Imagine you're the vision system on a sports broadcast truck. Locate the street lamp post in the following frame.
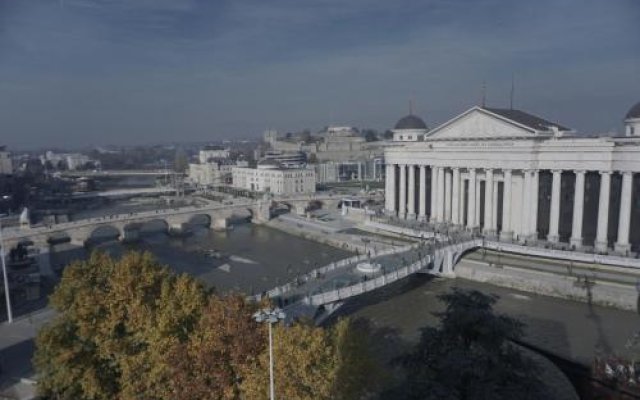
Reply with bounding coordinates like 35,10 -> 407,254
0,214 -> 13,323
253,308 -> 286,400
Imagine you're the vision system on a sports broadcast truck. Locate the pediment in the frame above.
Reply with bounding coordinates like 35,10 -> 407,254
427,108 -> 538,140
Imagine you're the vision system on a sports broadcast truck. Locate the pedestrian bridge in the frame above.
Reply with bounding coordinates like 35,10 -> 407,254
255,215 -> 640,319
252,236 -> 483,319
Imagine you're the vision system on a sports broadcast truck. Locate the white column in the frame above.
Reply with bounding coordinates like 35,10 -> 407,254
437,167 -> 445,222
444,169 -> 452,222
529,170 -> 539,240
520,170 -> 531,241
468,168 -> 477,228
452,168 -> 460,225
418,166 -> 427,220
484,169 -> 494,234
474,178 -> 481,227
460,178 -> 467,226
407,165 -> 416,219
500,169 -> 513,241
399,164 -> 407,218
595,171 -> 611,252
430,167 -> 437,222
385,163 -> 396,214
570,170 -> 586,248
615,172 -> 634,253
547,170 -> 562,243
492,180 -> 498,232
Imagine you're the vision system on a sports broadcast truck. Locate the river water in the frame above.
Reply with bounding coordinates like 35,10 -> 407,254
51,224 -> 351,295
46,223 -> 640,399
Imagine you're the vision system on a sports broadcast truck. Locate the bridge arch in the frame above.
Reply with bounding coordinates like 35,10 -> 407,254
184,214 -> 212,228
87,225 -> 121,245
47,232 -> 71,245
227,208 -> 253,223
451,245 -> 482,270
271,201 -> 292,217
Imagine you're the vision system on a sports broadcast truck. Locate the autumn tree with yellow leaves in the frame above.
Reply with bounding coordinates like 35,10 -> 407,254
34,251 -> 383,400
34,251 -> 207,399
240,318 -> 384,400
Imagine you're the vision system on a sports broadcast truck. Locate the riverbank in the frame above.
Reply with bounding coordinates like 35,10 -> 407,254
357,218 -> 640,312
265,215 -> 411,254
457,250 -> 640,311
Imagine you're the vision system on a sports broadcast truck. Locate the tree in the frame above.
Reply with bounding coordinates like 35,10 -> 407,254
241,322 -> 335,400
35,252 -> 382,400
399,289 -> 546,400
299,129 -> 312,143
166,294 -> 265,400
240,318 -> 382,400
331,318 -> 386,400
34,251 -> 207,400
383,130 -> 394,140
363,129 -> 379,142
43,160 -> 54,172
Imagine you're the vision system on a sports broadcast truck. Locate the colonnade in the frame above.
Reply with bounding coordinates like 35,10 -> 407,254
385,164 -> 637,253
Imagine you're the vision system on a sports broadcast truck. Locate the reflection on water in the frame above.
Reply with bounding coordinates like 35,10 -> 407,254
51,223 -> 351,295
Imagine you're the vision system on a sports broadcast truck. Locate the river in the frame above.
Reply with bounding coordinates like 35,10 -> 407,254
50,223 -> 352,295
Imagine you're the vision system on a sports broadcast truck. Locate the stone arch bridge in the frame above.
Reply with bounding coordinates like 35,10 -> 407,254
2,195 -> 340,251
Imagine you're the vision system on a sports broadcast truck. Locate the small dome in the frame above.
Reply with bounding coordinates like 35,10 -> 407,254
394,114 -> 427,130
626,102 -> 640,120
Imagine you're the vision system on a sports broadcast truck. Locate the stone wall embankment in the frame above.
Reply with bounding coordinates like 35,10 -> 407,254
456,259 -> 638,311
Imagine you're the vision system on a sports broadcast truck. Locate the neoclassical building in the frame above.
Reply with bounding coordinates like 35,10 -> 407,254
384,102 -> 640,254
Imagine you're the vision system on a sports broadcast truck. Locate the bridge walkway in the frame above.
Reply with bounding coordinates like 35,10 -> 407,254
252,236 -> 482,317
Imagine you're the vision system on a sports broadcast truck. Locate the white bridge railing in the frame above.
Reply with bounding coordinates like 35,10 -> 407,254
304,255 -> 432,306
249,243 -> 416,302
304,238 -> 483,306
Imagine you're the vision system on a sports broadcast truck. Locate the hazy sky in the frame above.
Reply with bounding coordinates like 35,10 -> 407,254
1,0 -> 639,149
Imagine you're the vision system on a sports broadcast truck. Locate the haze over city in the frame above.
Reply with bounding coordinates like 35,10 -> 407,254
3,2 -> 640,399
1,0 -> 639,149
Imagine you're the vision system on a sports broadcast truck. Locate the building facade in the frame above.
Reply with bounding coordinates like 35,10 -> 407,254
315,158 -> 384,183
264,126 -> 390,182
232,162 -> 316,195
384,104 -> 640,254
42,151 -> 92,170
0,146 -> 12,175
198,146 -> 230,163
188,160 -> 236,186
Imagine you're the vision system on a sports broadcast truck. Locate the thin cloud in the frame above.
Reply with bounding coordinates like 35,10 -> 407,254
0,0 -> 638,148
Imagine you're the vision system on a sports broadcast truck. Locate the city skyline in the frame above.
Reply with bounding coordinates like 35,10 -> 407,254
1,0 -> 639,149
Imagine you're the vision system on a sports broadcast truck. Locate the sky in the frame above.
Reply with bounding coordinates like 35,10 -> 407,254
0,0 -> 639,149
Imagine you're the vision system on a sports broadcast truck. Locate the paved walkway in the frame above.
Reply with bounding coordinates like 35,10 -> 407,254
0,308 -> 55,396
